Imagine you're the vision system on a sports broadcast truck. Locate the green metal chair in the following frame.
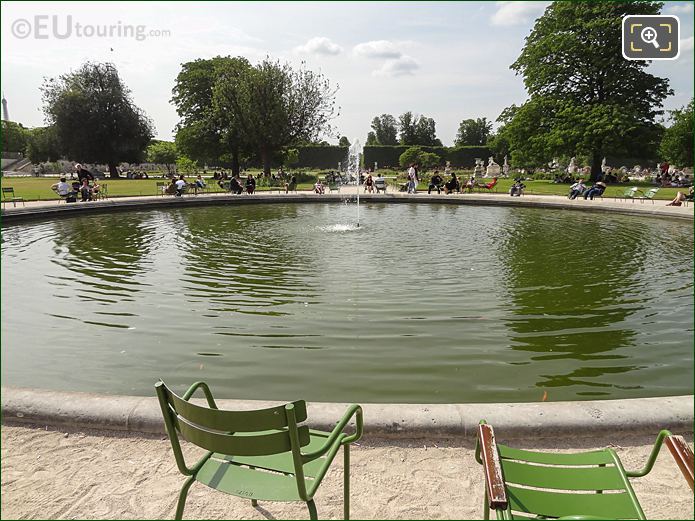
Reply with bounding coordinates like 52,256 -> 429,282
155,380 -> 363,520
615,186 -> 639,202
475,420 -> 694,520
636,187 -> 660,204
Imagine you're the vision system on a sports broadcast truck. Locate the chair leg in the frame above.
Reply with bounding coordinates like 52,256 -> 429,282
251,499 -> 258,507
307,499 -> 318,520
344,444 -> 350,520
175,475 -> 195,520
483,489 -> 489,520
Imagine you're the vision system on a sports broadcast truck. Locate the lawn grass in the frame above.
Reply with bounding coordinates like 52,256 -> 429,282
1,175 -> 683,201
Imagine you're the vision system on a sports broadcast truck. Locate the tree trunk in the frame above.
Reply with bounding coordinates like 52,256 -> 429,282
261,148 -> 271,177
231,147 -> 240,178
108,163 -> 120,178
590,151 -> 602,182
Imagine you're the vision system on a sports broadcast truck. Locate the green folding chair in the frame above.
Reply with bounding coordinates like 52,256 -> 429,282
156,380 -> 363,520
636,187 -> 660,204
615,186 -> 639,202
476,420 -> 694,520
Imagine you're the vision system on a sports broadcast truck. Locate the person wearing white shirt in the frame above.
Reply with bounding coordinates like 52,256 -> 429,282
51,177 -> 71,197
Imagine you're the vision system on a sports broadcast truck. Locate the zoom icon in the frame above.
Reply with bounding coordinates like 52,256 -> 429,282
623,15 -> 680,60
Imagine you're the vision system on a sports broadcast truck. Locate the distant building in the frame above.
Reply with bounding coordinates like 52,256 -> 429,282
1,94 -> 8,122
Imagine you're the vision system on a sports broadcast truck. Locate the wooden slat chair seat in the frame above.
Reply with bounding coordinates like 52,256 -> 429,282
156,381 -> 362,520
476,421 -> 694,520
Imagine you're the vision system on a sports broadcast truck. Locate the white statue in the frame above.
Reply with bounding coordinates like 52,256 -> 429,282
502,155 -> 509,177
601,157 -> 610,173
486,156 -> 501,177
473,158 -> 485,178
567,156 -> 577,174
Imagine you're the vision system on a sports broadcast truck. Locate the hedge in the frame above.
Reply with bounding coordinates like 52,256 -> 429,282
296,146 -> 348,169
364,145 -> 491,169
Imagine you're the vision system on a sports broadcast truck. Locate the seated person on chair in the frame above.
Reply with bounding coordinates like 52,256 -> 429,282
428,171 -> 443,194
667,186 -> 694,206
246,173 -> 256,194
568,179 -> 586,199
51,177 -> 71,199
229,174 -> 243,194
79,178 -> 93,201
509,179 -> 525,196
194,175 -> 206,192
314,179 -> 325,194
364,174 -> 374,193
166,177 -> 178,195
465,175 -> 476,192
374,174 -> 387,192
583,181 -> 606,200
285,175 -> 297,193
175,175 -> 187,197
480,177 -> 498,191
444,172 -> 459,194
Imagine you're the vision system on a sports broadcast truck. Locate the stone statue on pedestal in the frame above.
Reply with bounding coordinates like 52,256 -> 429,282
502,155 -> 509,177
567,156 -> 577,174
486,156 -> 501,177
473,158 -> 485,178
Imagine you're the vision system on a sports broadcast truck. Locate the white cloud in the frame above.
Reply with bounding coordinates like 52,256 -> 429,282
681,36 -> 694,53
372,55 -> 420,77
353,40 -> 403,59
667,3 -> 694,14
294,36 -> 342,55
491,1 -> 549,27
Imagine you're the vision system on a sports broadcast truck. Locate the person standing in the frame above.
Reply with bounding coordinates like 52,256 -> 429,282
407,164 -> 419,194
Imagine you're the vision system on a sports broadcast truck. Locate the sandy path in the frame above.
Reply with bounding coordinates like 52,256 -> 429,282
2,424 -> 692,520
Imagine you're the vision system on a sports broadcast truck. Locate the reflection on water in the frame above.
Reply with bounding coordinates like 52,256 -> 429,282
1,204 -> 693,403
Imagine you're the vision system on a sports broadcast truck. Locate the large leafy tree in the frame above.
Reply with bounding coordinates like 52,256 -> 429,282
659,99 -> 693,167
398,112 -> 442,146
172,56 -> 251,175
41,62 -> 154,178
504,1 -> 671,179
455,118 -> 492,146
25,126 -> 62,163
214,58 -> 339,176
1,121 -> 28,154
147,140 -> 178,174
370,114 -> 398,145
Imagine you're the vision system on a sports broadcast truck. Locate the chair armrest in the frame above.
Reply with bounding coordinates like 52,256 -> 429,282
181,381 -> 219,409
302,404 -> 363,460
665,435 -> 694,491
478,422 -> 508,511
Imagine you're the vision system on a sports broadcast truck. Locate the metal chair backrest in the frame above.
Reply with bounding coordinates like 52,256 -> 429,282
2,187 -> 16,199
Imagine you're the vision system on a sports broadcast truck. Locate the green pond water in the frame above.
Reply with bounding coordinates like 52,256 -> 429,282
1,203 -> 693,403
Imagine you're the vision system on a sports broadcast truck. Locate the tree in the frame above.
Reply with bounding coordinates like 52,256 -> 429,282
214,58 -> 339,176
398,112 -> 441,146
41,62 -> 154,178
399,146 -> 423,167
659,99 -> 693,167
506,1 -> 671,179
1,121 -> 28,154
176,155 -> 198,175
455,118 -> 493,146
365,131 -> 378,146
283,148 -> 299,168
338,136 -> 351,147
172,56 -> 251,176
25,126 -> 62,163
370,114 -> 398,145
419,152 -> 441,170
147,141 -> 178,174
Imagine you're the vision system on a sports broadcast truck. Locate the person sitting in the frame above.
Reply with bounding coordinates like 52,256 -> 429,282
428,171 -> 443,194
51,177 -> 71,200
480,177 -> 498,191
246,174 -> 256,194
666,186 -> 694,206
568,179 -> 586,199
314,179 -> 325,194
464,175 -> 476,193
583,181 -> 607,200
79,178 -> 93,202
91,180 -> 101,198
444,172 -> 459,194
165,178 -> 178,195
175,175 -> 187,197
229,174 -> 243,194
509,179 -> 525,197
285,175 -> 297,193
194,175 -> 206,192
374,174 -> 387,193
364,174 -> 374,193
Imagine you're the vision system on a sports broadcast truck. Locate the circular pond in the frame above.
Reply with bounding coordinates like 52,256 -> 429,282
1,202 -> 693,403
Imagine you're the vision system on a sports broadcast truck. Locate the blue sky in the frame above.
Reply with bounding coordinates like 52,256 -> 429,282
2,1 -> 693,145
